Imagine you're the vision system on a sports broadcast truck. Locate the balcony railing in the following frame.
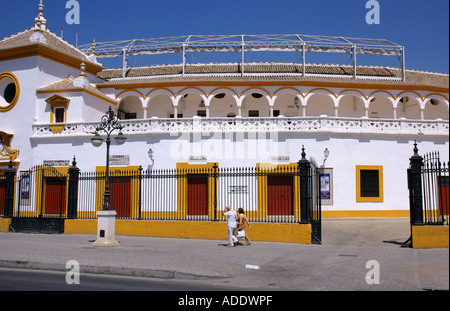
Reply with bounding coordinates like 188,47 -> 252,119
32,116 -> 449,138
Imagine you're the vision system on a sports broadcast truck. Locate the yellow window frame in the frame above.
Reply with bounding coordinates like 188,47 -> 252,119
45,94 -> 69,133
356,165 -> 383,202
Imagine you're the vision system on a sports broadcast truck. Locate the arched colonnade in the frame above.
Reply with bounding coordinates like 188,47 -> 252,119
115,87 -> 449,121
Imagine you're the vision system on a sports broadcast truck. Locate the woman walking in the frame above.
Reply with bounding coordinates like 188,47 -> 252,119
235,208 -> 252,246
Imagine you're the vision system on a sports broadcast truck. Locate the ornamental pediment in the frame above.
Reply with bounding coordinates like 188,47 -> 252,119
0,131 -> 18,161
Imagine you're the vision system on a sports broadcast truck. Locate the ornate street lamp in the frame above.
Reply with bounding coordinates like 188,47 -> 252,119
148,148 -> 154,164
91,106 -> 127,210
322,148 -> 330,168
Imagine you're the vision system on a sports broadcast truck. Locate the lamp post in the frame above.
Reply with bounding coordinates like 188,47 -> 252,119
91,106 -> 127,210
148,148 -> 154,165
91,106 -> 126,247
322,148 -> 329,168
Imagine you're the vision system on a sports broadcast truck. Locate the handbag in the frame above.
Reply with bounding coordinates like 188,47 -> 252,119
236,230 -> 246,240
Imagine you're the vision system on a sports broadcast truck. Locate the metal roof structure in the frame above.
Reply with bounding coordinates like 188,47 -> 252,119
78,34 -> 405,80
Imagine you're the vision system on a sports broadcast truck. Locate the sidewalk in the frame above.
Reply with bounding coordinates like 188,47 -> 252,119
0,218 -> 448,291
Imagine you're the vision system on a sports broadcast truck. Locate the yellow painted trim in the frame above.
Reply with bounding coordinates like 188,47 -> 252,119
19,166 -> 70,218
412,225 -> 449,248
64,219 -> 97,234
396,90 -> 426,101
46,94 -> 70,133
115,89 -> 145,100
98,80 -> 450,96
37,88 -> 118,106
176,162 -> 218,220
256,163 -> 300,219
65,219 -> 312,244
272,86 -> 301,97
367,90 -> 395,100
0,45 -> 103,75
94,166 -> 141,218
176,87 -> 208,98
145,87 -> 176,99
338,89 -> 370,100
0,72 -> 20,112
240,87 -> 272,98
424,93 -> 450,104
0,131 -> 18,161
208,87 -> 240,98
322,210 -> 409,218
303,87 -> 338,99
0,219 -> 11,232
0,161 -> 20,167
356,165 -> 384,203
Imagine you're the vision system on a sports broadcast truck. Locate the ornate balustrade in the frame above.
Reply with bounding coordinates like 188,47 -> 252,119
32,116 -> 449,138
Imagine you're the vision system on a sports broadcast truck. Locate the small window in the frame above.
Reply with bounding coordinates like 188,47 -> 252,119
356,166 -> 383,202
169,114 -> 183,118
118,110 -> 136,120
249,110 -> 259,117
360,170 -> 379,197
273,110 -> 280,117
124,112 -> 137,120
4,83 -> 16,104
54,107 -> 65,123
197,110 -> 206,117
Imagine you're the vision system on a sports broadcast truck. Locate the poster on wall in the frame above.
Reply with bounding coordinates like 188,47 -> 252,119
320,168 -> 333,205
20,174 -> 30,200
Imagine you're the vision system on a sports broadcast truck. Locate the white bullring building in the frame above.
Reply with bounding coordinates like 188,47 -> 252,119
0,2 -> 448,221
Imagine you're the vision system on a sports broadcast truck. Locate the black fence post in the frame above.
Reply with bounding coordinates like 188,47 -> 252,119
213,163 -> 218,221
4,160 -> 16,218
298,146 -> 310,224
138,166 -> 143,220
408,141 -> 424,226
67,156 -> 80,219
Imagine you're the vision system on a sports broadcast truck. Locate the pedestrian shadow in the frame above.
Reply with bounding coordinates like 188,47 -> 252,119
382,239 -> 407,246
217,242 -> 247,247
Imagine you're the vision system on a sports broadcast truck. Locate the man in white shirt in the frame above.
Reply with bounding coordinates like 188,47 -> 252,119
223,206 -> 238,247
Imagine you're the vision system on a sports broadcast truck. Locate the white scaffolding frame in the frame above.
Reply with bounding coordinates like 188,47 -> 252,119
78,34 -> 405,81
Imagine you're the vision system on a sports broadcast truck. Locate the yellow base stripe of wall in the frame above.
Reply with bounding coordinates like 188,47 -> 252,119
0,219 -> 11,232
65,219 -> 311,244
322,210 -> 409,218
412,225 -> 449,248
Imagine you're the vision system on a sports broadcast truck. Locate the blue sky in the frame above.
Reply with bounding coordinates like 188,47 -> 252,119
1,0 -> 449,73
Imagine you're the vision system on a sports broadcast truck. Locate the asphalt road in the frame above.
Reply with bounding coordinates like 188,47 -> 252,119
0,268 -> 261,291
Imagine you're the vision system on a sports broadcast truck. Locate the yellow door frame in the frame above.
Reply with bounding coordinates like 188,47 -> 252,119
176,162 -> 218,220
256,163 -> 300,220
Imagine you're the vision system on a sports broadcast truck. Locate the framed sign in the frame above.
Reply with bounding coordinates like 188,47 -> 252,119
228,185 -> 248,194
320,168 -> 333,205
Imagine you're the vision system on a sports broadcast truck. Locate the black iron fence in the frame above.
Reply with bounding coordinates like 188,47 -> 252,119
421,152 -> 449,225
13,166 -> 67,219
76,164 -> 306,223
3,147 -> 322,242
0,172 -> 5,217
407,142 -> 449,226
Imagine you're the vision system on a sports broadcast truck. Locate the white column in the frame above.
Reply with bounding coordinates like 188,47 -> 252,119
93,210 -> 119,247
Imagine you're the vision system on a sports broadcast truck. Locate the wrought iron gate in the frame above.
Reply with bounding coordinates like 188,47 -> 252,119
298,147 -> 322,244
10,166 -> 67,233
404,143 -> 448,247
310,161 -> 322,244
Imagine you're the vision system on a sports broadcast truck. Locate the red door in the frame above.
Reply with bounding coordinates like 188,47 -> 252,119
439,176 -> 449,216
267,175 -> 293,215
187,175 -> 208,216
0,180 -> 5,216
44,177 -> 66,216
110,177 -> 131,218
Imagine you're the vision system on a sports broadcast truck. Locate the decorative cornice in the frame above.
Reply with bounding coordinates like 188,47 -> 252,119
0,44 -> 103,75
